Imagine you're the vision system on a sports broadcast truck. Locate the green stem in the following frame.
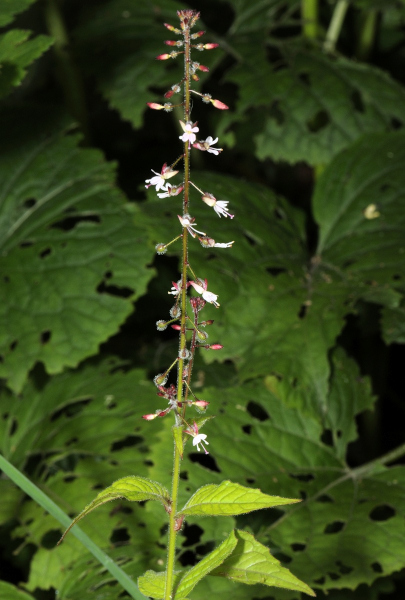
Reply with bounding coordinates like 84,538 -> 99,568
324,0 -> 350,53
0,454 -> 146,600
355,9 -> 378,61
302,0 -> 319,40
44,0 -> 90,142
164,18 -> 193,600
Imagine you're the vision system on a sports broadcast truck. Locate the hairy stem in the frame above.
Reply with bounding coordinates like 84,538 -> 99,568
164,21 -> 192,600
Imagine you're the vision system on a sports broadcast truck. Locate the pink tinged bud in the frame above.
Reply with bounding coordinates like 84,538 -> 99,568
192,74 -> 200,81
171,324 -> 181,330
164,90 -> 175,99
204,43 -> 219,49
191,30 -> 206,39
198,64 -> 209,72
156,53 -> 172,60
142,413 -> 158,421
211,98 -> 229,110
164,40 -> 183,47
194,400 -> 209,408
210,344 -> 223,350
164,22 -> 181,33
147,102 -> 165,110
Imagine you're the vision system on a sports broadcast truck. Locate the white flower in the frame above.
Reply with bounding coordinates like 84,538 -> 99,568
189,280 -> 220,308
178,214 -> 206,238
179,120 -> 199,144
158,184 -> 184,199
201,193 -> 234,219
145,163 -> 179,191
193,433 -> 209,454
169,281 -> 181,296
193,136 -> 223,155
214,241 -> 234,248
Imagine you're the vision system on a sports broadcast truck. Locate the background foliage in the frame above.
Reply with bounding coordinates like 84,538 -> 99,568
1,0 -> 405,598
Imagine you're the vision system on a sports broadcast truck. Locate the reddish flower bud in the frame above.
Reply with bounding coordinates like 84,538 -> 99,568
210,344 -> 223,350
194,400 -> 209,408
192,74 -> 200,81
156,53 -> 172,60
164,22 -> 181,34
164,89 -> 175,99
198,64 -> 209,72
142,413 -> 157,420
165,40 -> 180,46
211,98 -> 229,110
191,30 -> 206,39
204,43 -> 219,49
171,324 -> 181,330
147,102 -> 165,110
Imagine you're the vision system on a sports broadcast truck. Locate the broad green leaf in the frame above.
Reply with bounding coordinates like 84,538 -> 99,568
182,381 -> 405,592
174,530 -> 237,598
211,529 -> 315,596
314,132 -> 405,288
138,570 -> 182,599
61,476 -> 171,542
0,30 -> 53,99
178,480 -> 300,517
0,116 -> 154,392
0,582 -> 34,600
0,0 -> 38,27
223,44 -> 405,165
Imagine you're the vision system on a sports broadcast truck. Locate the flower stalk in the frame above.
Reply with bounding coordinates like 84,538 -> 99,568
144,10 -> 232,600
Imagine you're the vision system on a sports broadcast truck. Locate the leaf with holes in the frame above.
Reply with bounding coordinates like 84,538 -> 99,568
210,529 -> 315,596
182,380 -> 405,593
223,44 -> 405,165
178,481 -> 300,518
0,30 -> 53,99
0,114 -> 154,392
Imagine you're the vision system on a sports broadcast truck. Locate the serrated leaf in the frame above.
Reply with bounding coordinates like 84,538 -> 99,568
224,44 -> 405,165
0,30 -> 53,99
178,481 -> 300,517
381,305 -> 405,344
174,531 -> 237,598
0,116 -> 154,392
60,476 -> 170,542
0,582 -> 34,600
211,530 -> 315,596
0,0 -> 38,27
138,570 -> 182,599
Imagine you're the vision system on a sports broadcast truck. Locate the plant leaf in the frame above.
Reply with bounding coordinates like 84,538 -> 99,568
60,476 -> 171,542
178,481 -> 300,518
0,0 -> 38,27
0,581 -> 34,600
138,570 -> 182,599
174,530 -> 238,598
0,30 -> 53,99
0,114 -> 155,392
211,529 -> 315,596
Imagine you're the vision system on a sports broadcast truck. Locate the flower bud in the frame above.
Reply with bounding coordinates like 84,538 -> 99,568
200,344 -> 223,350
164,22 -> 181,34
142,413 -> 158,420
156,53 -> 172,60
147,102 -> 165,110
197,330 -> 208,341
154,373 -> 168,386
164,40 -> 183,47
170,305 -> 181,318
179,348 -> 191,360
191,31 -> 206,39
194,400 -> 209,408
171,324 -> 181,330
211,98 -> 229,110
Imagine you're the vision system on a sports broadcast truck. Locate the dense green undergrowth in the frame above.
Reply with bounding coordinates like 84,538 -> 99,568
1,0 -> 405,598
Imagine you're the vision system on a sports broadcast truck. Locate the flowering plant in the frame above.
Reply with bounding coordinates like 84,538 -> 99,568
59,10 -> 314,600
